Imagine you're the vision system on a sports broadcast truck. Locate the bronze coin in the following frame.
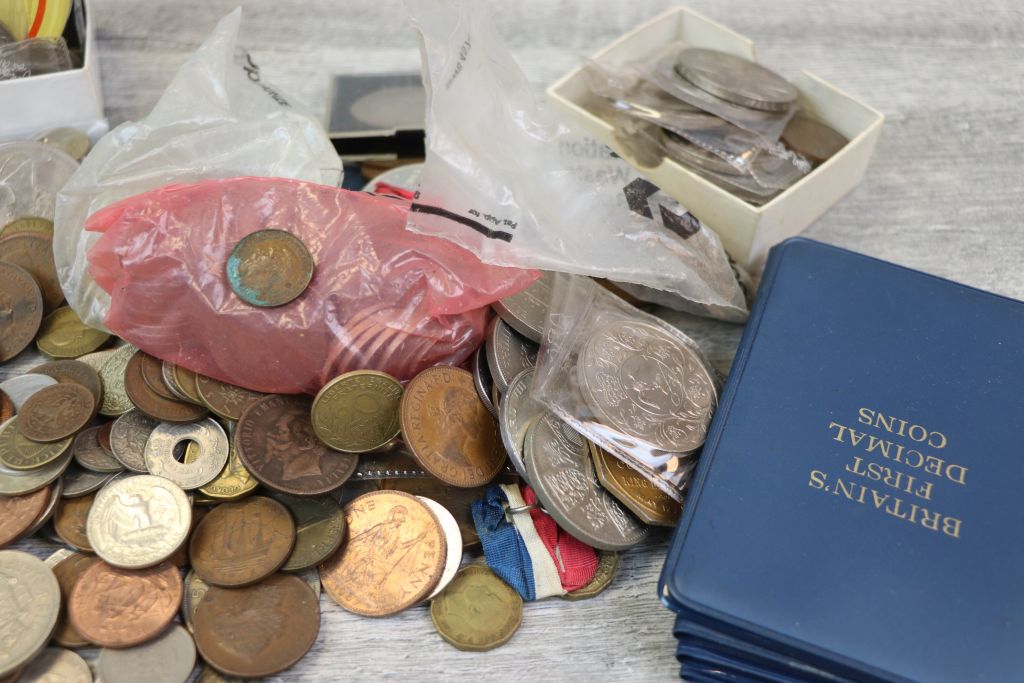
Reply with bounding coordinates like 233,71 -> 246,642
0,232 -> 62,311
0,487 -> 50,546
68,560 -> 182,648
235,394 -> 357,496
226,229 -> 315,308
0,262 -> 44,362
0,391 -> 13,424
97,421 -> 114,453
123,351 -> 208,423
168,505 -> 208,568
193,573 -> 320,677
319,490 -> 446,617
782,112 -> 848,165
53,493 -> 95,552
189,496 -> 296,587
380,478 -> 485,547
137,351 -> 180,402
31,359 -> 104,413
48,552 -> 100,647
195,374 -> 264,421
400,366 -> 506,487
172,364 -> 205,404
16,383 -> 95,443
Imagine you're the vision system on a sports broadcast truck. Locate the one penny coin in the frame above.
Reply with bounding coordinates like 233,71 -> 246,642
0,487 -> 50,546
236,394 -> 357,496
189,496 -> 296,587
195,373 -> 263,421
430,564 -> 523,651
193,573 -> 320,677
17,383 -> 94,443
44,550 -> 100,648
400,366 -> 506,487
319,490 -> 446,617
0,262 -> 43,362
124,351 -> 208,423
53,493 -> 95,552
68,560 -> 182,648
226,229 -> 314,308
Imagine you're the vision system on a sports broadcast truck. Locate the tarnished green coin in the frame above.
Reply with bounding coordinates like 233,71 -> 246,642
312,370 -> 403,453
430,565 -> 522,652
0,416 -> 73,471
35,306 -> 110,359
562,550 -> 619,601
0,217 -> 54,238
268,492 -> 346,572
226,229 -> 314,308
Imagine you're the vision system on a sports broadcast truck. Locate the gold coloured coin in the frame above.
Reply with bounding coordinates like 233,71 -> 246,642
186,439 -> 257,501
312,370 -> 403,453
430,564 -> 522,651
35,307 -> 109,359
590,442 -> 682,527
0,416 -> 73,471
561,550 -> 619,601
0,217 -> 53,238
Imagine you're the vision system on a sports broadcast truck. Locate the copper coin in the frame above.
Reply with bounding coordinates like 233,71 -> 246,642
189,496 -> 296,587
195,374 -> 264,421
172,364 -> 205,404
68,560 -> 182,648
782,112 -> 848,165
380,478 -> 485,547
168,505 -> 207,568
137,351 -> 179,402
31,359 -> 104,410
0,262 -> 44,362
319,490 -> 446,617
226,229 -> 314,308
235,394 -> 357,496
16,383 -> 95,443
193,573 -> 320,677
53,493 -> 95,552
0,487 -> 50,546
400,366 -> 506,487
46,551 -> 100,648
0,391 -> 13,424
0,232 -> 62,311
97,420 -> 114,453
123,351 -> 208,423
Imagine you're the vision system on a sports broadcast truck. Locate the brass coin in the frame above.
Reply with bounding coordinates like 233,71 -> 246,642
591,442 -> 682,527
400,366 -> 506,488
16,383 -> 94,443
187,439 -> 257,501
0,391 -> 12,424
226,229 -> 314,308
0,427 -> 73,495
189,496 -> 296,587
380,477 -> 485,547
312,370 -> 403,453
0,262 -> 43,362
268,492 -> 346,572
562,550 -> 619,601
172,364 -> 205,405
0,487 -> 50,546
53,493 -> 95,552
0,232 -> 62,312
98,345 -> 136,416
72,426 -> 123,473
44,550 -> 100,648
68,560 -> 182,648
124,351 -> 208,423
36,306 -> 109,358
430,564 -> 522,651
31,359 -> 104,410
236,394 -> 357,496
193,573 -> 320,678
0,415 -> 74,471
319,490 -> 446,617
195,373 -> 264,420
0,216 -> 53,238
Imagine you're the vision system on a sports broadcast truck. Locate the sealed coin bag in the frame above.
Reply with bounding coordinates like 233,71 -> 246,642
403,0 -> 748,323
533,274 -> 722,501
53,8 -> 342,332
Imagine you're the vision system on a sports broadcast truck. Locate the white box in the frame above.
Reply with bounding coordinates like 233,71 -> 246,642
547,6 -> 884,271
0,0 -> 107,141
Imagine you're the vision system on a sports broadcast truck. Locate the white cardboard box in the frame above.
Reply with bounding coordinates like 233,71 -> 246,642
0,0 -> 107,141
547,6 -> 884,271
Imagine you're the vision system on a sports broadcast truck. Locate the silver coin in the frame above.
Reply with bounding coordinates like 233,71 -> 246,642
472,345 -> 497,418
0,550 -> 61,678
160,361 -> 193,403
98,344 -> 137,417
86,474 -> 191,569
418,496 -> 463,600
43,547 -> 76,567
16,646 -> 92,682
0,420 -> 74,495
662,129 -> 743,176
144,418 -> 228,490
109,410 -> 158,473
491,271 -> 554,343
485,316 -> 538,393
498,369 -> 544,481
98,624 -> 195,683
36,128 -> 92,162
22,478 -> 63,538
61,463 -> 117,498
73,426 -> 123,473
524,412 -> 648,551
674,48 -> 797,112
181,569 -> 208,633
0,373 -> 57,410
578,320 -> 718,453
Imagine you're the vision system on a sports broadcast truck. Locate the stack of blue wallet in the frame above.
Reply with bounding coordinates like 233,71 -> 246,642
660,238 -> 1024,682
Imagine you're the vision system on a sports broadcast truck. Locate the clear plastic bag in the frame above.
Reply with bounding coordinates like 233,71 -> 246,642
53,9 -> 342,332
403,0 -> 748,323
533,274 -> 721,500
85,177 -> 538,394
0,141 -> 78,226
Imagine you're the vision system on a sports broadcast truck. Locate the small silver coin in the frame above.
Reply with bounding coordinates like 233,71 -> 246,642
525,411 -> 648,551
182,569 -> 208,633
0,420 -> 74,495
472,345 -> 497,418
98,624 -> 196,683
498,369 -> 544,481
491,271 -> 554,343
73,426 -> 123,473
22,478 -> 63,538
144,418 -> 229,490
674,48 -> 797,112
0,373 -> 57,410
61,463 -> 117,498
16,646 -> 91,682
109,410 -> 158,473
0,550 -> 61,678
419,496 -> 463,600
485,316 -> 538,393
161,361 -> 194,403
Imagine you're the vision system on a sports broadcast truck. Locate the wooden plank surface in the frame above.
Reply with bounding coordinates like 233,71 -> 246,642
7,0 -> 1024,680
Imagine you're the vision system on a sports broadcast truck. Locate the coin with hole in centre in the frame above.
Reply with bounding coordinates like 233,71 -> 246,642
144,418 -> 229,490
0,262 -> 43,362
227,229 -> 314,308
16,383 -> 94,443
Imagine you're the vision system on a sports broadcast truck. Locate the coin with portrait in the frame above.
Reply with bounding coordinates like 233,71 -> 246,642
226,229 -> 314,308
430,564 -> 522,651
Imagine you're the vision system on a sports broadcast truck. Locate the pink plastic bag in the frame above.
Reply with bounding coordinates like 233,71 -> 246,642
86,177 -> 538,394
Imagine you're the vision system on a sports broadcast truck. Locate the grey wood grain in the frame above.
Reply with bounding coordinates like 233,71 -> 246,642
6,0 -> 1024,680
